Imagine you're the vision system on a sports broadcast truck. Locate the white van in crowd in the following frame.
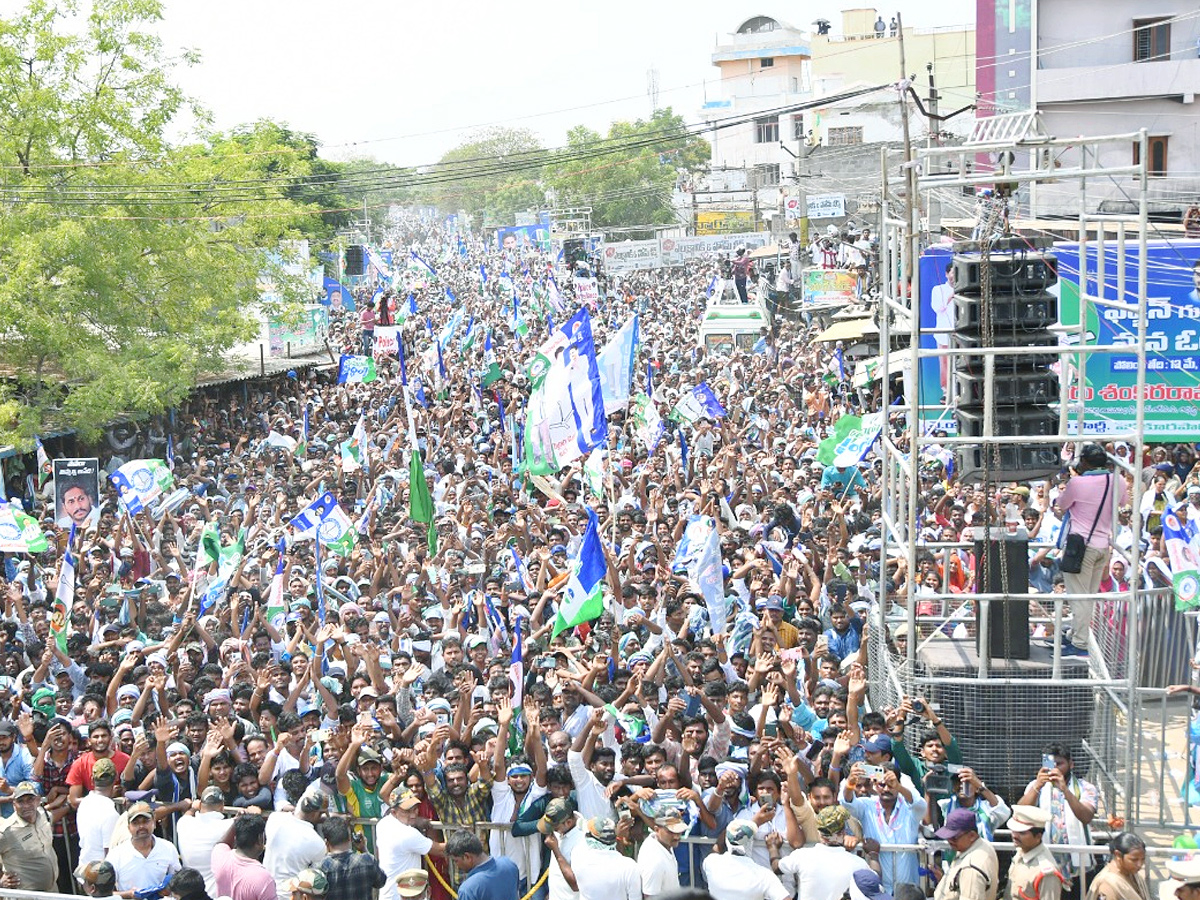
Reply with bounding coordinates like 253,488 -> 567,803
697,281 -> 772,355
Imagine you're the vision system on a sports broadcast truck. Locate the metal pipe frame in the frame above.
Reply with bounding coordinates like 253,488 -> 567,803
877,125 -> 1151,820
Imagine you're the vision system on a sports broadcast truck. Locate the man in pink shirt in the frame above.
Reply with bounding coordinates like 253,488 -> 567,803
213,814 -> 276,900
1056,443 -> 1128,656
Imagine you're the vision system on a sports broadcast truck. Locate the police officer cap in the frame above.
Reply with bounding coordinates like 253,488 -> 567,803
1008,805 -> 1051,832
1168,859 -> 1200,886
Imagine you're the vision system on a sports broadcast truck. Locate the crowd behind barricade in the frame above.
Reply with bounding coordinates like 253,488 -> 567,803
0,214 -> 1197,900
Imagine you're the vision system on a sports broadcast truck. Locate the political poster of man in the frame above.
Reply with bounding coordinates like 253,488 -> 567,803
52,458 -> 100,530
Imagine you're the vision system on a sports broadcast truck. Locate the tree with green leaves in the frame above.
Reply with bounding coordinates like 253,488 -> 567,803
0,0 -> 321,449
545,109 -> 709,229
423,126 -> 547,223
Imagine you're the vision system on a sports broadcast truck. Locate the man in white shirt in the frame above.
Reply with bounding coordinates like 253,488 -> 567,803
703,821 -> 789,900
489,754 -> 546,891
105,802 -> 181,897
776,806 -> 871,900
571,816 -> 640,900
177,787 -> 234,897
637,815 -> 686,897
264,789 -> 327,900
538,799 -> 583,900
377,791 -> 445,900
76,758 -> 121,867
732,773 -> 791,868
568,708 -> 619,820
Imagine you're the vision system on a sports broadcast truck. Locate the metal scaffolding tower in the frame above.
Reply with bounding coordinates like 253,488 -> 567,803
872,119 -> 1152,815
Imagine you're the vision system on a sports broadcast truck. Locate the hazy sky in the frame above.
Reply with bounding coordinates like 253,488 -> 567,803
151,1 -> 976,166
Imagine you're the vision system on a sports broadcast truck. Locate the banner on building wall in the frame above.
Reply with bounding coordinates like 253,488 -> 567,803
658,233 -> 772,267
268,305 -> 329,357
695,211 -> 755,235
1056,240 -> 1200,438
806,194 -> 846,219
603,240 -> 662,273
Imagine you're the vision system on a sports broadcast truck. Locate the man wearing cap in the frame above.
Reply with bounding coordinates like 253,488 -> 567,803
703,820 -> 789,900
335,723 -> 386,853
77,860 -> 118,898
538,797 -> 582,900
34,711 -> 77,876
637,814 -> 687,896
377,791 -> 445,900
0,781 -> 56,891
932,808 -> 998,900
1168,859 -> 1200,900
1007,806 -> 1063,900
265,789 -> 328,900
776,805 -> 874,900
77,757 -> 121,867
105,801 -> 182,898
446,830 -> 520,900
1056,442 -> 1126,656
394,869 -> 429,900
570,816 -> 640,900
178,786 -> 231,896
759,595 -> 800,649
283,868 -> 328,900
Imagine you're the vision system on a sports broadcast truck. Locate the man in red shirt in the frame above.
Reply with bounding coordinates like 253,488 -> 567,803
66,721 -> 130,809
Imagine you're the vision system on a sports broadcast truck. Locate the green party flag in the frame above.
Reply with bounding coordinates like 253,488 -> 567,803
198,521 -> 222,567
408,446 -> 436,555
816,415 -> 862,466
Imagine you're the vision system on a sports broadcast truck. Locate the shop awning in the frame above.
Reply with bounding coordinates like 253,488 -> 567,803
812,317 -> 878,344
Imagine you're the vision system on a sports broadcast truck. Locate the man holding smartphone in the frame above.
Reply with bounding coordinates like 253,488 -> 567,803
1016,743 -> 1097,894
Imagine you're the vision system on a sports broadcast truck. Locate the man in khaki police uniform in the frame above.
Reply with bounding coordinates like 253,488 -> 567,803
933,807 -> 998,900
1167,859 -> 1200,900
1007,805 -> 1064,900
0,781 -> 57,891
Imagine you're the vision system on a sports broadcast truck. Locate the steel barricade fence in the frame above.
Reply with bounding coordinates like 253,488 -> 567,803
341,818 -> 1185,897
40,815 -> 1188,900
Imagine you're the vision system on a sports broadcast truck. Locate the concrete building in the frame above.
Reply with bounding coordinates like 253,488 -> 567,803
690,9 -> 974,236
976,0 -> 1200,216
691,14 -> 812,234
809,8 -> 976,148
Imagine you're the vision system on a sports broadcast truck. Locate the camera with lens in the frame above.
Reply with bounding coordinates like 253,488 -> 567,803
924,762 -> 964,796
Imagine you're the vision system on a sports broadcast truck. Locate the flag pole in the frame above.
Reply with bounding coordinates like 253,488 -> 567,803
607,429 -> 618,549
314,528 -> 325,625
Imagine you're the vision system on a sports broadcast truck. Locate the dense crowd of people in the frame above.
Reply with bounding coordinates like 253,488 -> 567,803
0,215 -> 1195,900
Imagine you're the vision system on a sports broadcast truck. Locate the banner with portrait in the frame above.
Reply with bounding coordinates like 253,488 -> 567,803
53,459 -> 100,529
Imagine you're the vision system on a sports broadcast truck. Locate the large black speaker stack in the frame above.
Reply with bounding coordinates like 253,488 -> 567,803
974,537 -> 1030,659
950,237 -> 1061,482
345,244 -> 366,276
